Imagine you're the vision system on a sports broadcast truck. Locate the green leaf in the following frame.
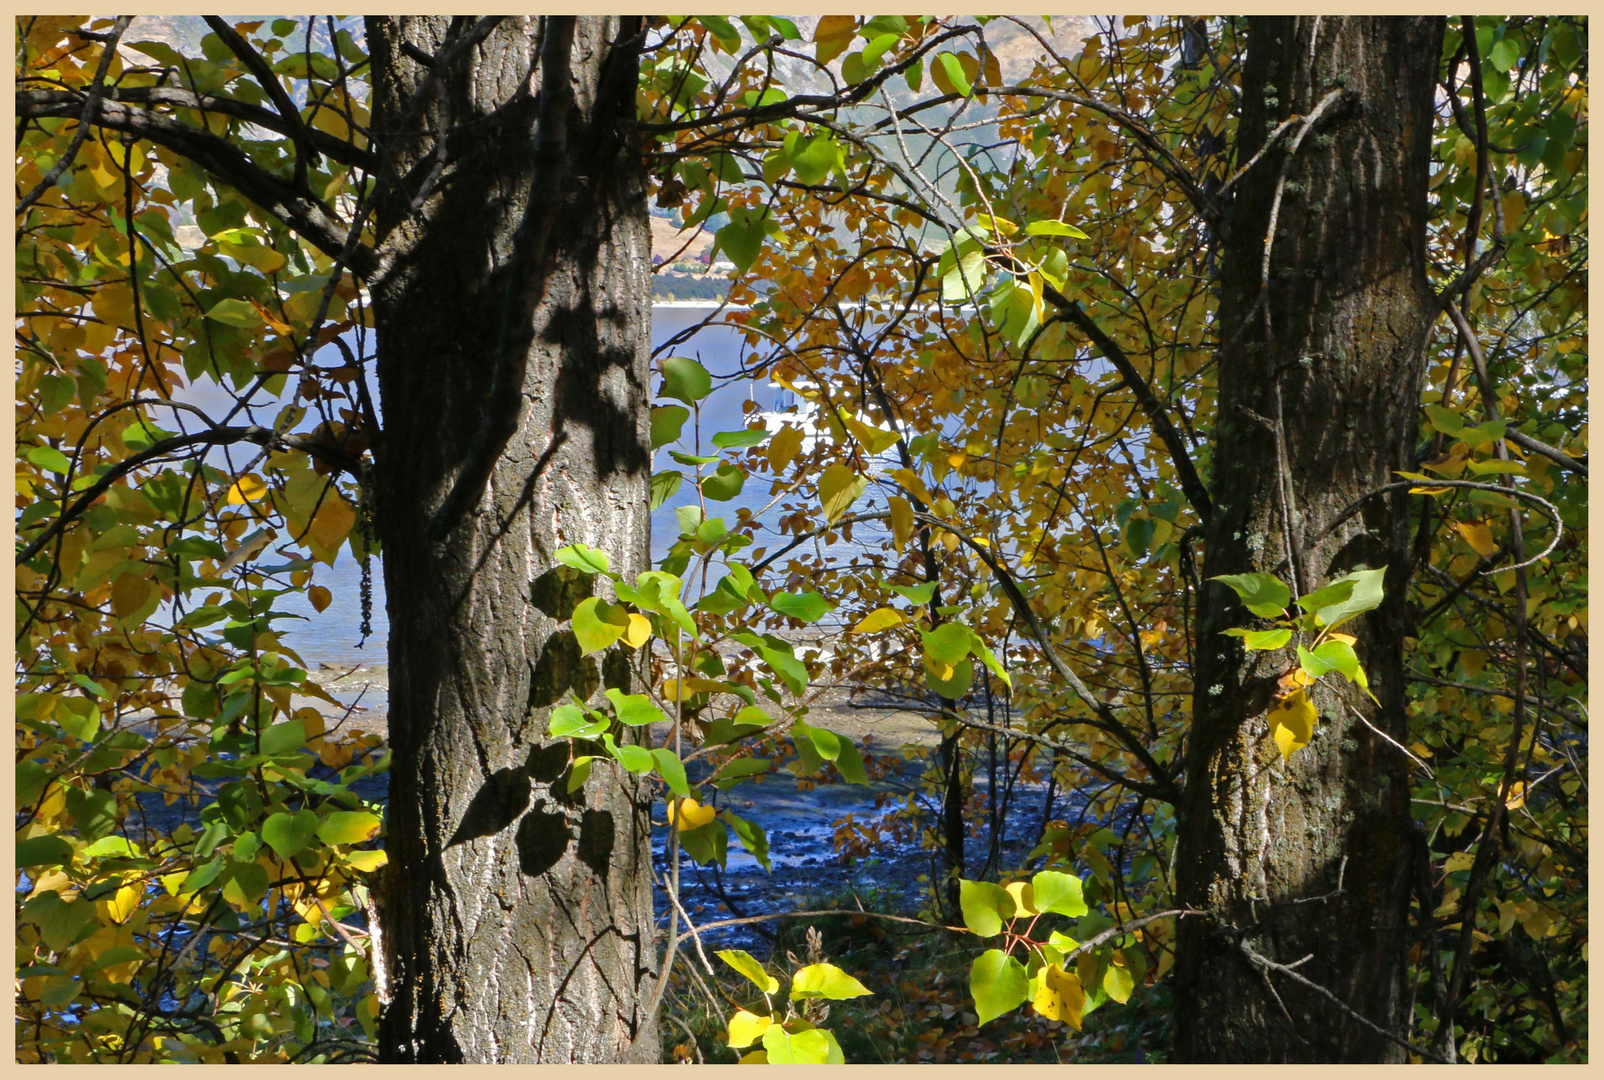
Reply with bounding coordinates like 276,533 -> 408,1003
16,760 -> 48,808
261,809 -> 319,860
1311,638 -> 1366,688
699,462 -> 747,501
650,405 -> 690,449
549,703 -> 608,739
862,14 -> 908,36
769,591 -> 834,623
718,948 -> 779,994
566,756 -> 593,794
711,426 -> 769,450
203,298 -> 262,328
650,748 -> 690,798
723,809 -> 771,870
555,544 -> 610,575
677,816 -> 727,866
25,445 -> 72,474
1297,643 -> 1334,680
891,581 -> 938,605
16,834 -> 75,868
603,733 -> 655,774
1424,403 -> 1464,435
714,210 -> 771,274
1101,960 -> 1135,1004
1212,572 -> 1292,618
57,698 -> 100,743
1489,37 -> 1520,72
315,810 -> 382,846
603,688 -> 667,727
1222,627 -> 1292,650
1031,869 -> 1089,917
258,720 -> 306,757
650,470 -> 683,509
762,1022 -> 840,1064
1124,515 -> 1155,557
832,737 -> 868,786
925,655 -> 974,699
942,249 -> 989,303
1298,567 -> 1387,631
661,356 -> 712,404
922,622 -> 974,665
1024,219 -> 1090,239
936,51 -> 974,97
788,133 -> 843,184
65,787 -> 117,841
970,948 -> 1029,1025
959,878 -> 1016,936
572,596 -> 630,655
791,962 -> 872,1000
733,632 -> 809,696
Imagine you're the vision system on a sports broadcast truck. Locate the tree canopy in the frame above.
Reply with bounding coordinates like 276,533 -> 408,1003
15,14 -> 1587,1064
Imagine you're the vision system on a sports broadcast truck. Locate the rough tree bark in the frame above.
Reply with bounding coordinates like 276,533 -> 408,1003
364,16 -> 659,1062
1174,16 -> 1444,1062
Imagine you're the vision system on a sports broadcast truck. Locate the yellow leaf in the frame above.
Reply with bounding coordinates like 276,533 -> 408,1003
768,423 -> 805,474
818,463 -> 866,523
1519,902 -> 1554,940
889,495 -> 914,551
661,677 -> 723,702
110,572 -> 152,618
726,1009 -> 773,1049
96,883 -> 141,924
308,585 -> 332,613
1102,956 -> 1135,1003
225,474 -> 269,505
840,410 -> 900,453
889,467 -> 933,506
738,1050 -> 769,1065
1268,688 -> 1318,760
1454,520 -> 1499,558
309,496 -> 357,555
667,797 -> 717,830
622,613 -> 653,649
1004,880 -> 1036,915
1503,781 -> 1527,812
343,850 -> 388,873
851,607 -> 903,635
1032,963 -> 1084,1028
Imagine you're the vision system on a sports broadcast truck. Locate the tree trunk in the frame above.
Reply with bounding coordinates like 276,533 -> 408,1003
1174,16 -> 1443,1062
363,16 -> 659,1062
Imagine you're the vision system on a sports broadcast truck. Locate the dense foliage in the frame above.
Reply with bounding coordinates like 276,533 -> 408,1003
15,15 -> 1586,1063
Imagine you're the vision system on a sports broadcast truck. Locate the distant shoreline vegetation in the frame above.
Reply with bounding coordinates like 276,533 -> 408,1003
652,272 -> 733,302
